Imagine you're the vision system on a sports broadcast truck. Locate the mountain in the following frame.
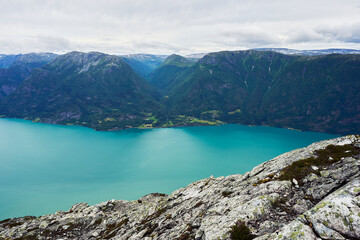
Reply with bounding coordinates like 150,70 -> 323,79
185,52 -> 208,60
257,54 -> 360,134
253,48 -> 360,55
164,50 -> 360,134
147,54 -> 195,93
0,52 -> 57,68
1,135 -> 359,239
1,50 -> 359,134
0,53 -> 58,98
0,54 -> 18,68
0,52 -> 164,130
121,54 -> 167,79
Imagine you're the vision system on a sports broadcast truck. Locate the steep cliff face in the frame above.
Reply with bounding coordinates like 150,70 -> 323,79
1,135 -> 360,240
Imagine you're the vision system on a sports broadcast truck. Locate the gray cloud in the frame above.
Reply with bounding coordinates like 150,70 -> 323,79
286,29 -> 324,44
315,23 -> 360,43
0,0 -> 359,54
218,27 -> 281,47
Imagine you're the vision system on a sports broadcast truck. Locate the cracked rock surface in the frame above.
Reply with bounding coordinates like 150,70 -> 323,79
1,135 -> 359,240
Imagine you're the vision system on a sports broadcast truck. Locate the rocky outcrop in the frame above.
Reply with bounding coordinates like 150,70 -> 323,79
1,135 -> 360,240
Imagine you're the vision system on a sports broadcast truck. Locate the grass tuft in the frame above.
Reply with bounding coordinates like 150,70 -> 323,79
229,220 -> 255,240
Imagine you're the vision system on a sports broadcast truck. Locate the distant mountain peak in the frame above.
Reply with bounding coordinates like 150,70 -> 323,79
185,53 -> 208,59
161,54 -> 193,67
120,54 -> 167,79
252,48 -> 360,56
47,51 -> 127,74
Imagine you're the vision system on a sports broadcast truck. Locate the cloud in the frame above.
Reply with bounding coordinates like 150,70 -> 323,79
132,41 -> 182,53
32,36 -> 74,51
315,23 -> 360,43
0,36 -> 75,53
286,29 -> 324,44
218,27 -> 282,47
0,0 -> 360,54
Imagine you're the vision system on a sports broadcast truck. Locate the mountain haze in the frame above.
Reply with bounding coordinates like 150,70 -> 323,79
121,54 -> 167,79
0,53 -> 57,98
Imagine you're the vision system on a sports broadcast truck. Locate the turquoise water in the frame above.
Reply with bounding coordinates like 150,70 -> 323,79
0,119 -> 337,220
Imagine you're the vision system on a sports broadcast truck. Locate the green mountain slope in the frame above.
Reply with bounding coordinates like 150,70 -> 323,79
0,50 -> 359,134
164,51 -> 360,134
167,51 -> 296,119
0,52 -> 164,130
0,53 -> 58,98
257,54 -> 360,134
147,54 -> 195,93
121,54 -> 167,79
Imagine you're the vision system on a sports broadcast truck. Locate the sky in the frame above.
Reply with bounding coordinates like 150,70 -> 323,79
0,0 -> 360,55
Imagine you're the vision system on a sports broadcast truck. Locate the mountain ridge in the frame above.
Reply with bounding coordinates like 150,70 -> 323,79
0,51 -> 164,130
0,50 -> 359,134
164,50 -> 360,134
0,53 -> 58,99
147,54 -> 195,93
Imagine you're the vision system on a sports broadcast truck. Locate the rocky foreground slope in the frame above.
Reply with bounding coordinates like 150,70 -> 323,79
1,135 -> 360,240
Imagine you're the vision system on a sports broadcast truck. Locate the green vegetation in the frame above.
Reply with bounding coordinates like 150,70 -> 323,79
147,54 -> 195,93
1,50 -> 360,134
253,144 -> 360,187
253,144 -> 360,186
162,120 -> 174,127
228,109 -> 241,115
122,54 -> 165,79
189,117 -> 223,125
229,220 -> 255,240
277,144 -> 360,184
165,51 -> 360,135
0,52 -> 164,131
0,53 -> 57,99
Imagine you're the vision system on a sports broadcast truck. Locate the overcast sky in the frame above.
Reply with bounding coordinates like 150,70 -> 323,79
0,0 -> 360,55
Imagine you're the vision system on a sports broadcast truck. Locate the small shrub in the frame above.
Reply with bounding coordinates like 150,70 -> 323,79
222,190 -> 233,197
278,144 -> 360,185
253,178 -> 271,186
94,217 -> 103,225
194,201 -> 204,208
253,144 -> 360,186
143,223 -> 158,237
229,220 -> 255,240
178,232 -> 191,240
272,197 -> 287,209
